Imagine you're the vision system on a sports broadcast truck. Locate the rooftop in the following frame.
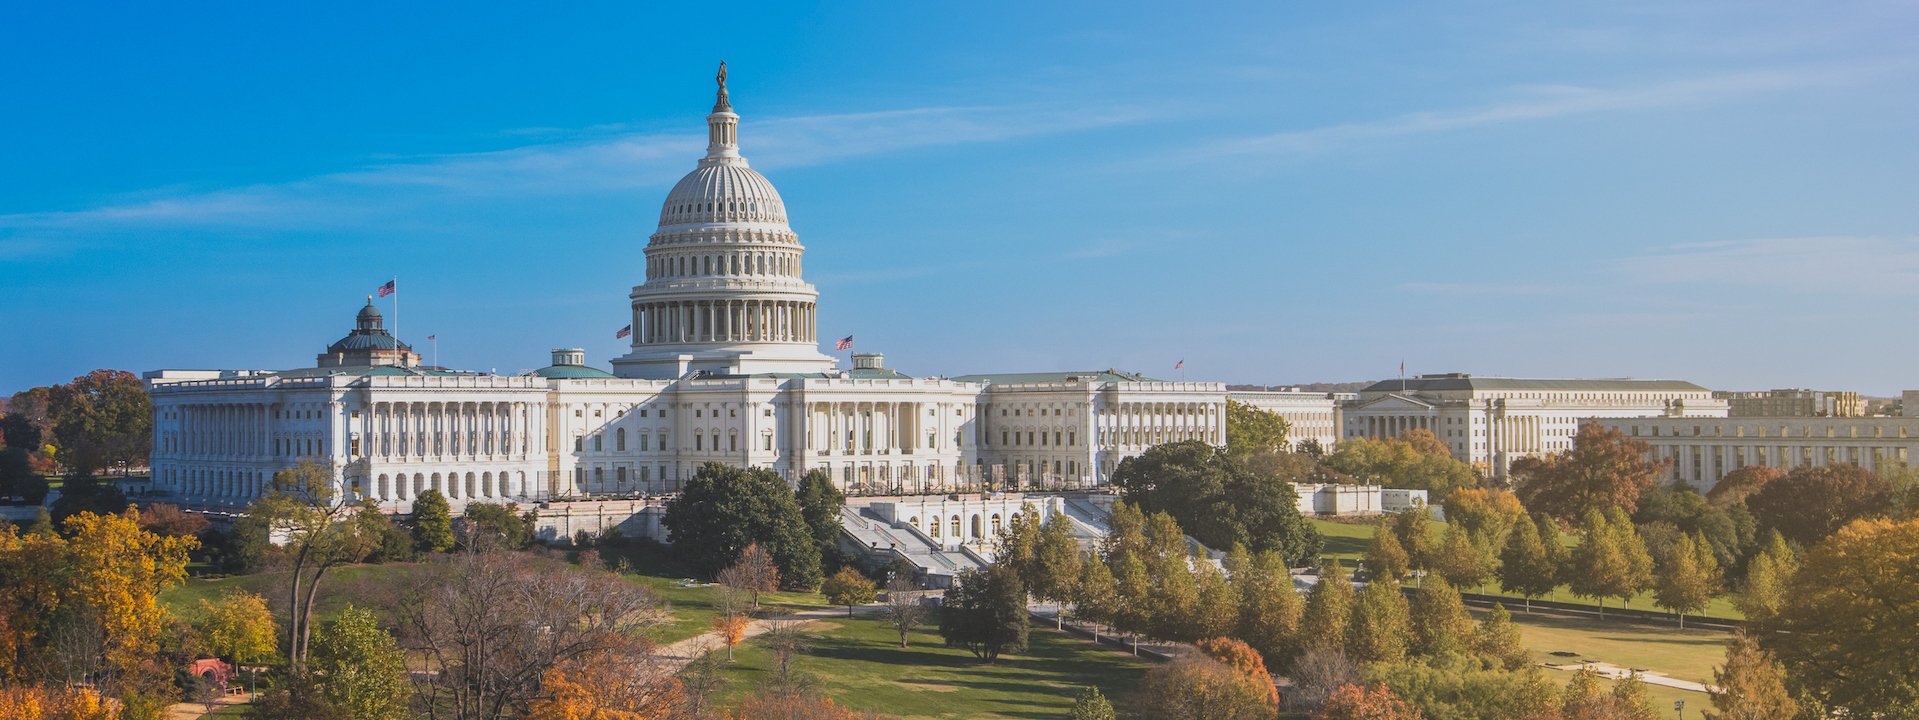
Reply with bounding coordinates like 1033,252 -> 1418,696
1358,374 -> 1710,394
951,370 -> 1161,385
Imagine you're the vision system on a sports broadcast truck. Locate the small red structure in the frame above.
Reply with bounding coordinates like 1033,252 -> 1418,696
190,658 -> 233,689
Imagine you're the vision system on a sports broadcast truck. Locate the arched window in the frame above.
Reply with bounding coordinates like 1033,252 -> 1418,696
616,428 -> 626,451
990,513 -> 1002,536
930,517 -> 941,538
950,515 -> 961,539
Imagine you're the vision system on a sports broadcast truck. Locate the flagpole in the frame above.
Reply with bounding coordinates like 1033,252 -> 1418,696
392,276 -> 401,367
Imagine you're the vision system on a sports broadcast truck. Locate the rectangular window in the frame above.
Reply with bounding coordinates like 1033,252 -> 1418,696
575,437 -> 584,452
729,435 -> 737,452
696,435 -> 704,451
763,434 -> 773,450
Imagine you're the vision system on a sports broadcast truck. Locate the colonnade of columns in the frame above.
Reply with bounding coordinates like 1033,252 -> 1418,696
365,400 -> 538,459
1364,414 -> 1439,440
646,247 -> 799,280
1099,401 -> 1222,448
631,299 -> 815,345
170,403 -> 276,459
156,463 -> 272,503
368,469 -> 528,503
809,400 -> 927,456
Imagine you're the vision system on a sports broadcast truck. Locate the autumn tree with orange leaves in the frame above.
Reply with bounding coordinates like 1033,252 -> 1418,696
1512,423 -> 1669,522
527,640 -> 684,720
1317,683 -> 1424,720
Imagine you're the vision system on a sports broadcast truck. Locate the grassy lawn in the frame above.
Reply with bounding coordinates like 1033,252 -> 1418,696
1492,608 -> 1731,685
700,614 -> 1150,719
627,574 -> 831,644
160,563 -> 425,623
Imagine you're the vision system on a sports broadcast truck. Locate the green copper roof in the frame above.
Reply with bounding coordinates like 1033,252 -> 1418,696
529,364 -> 618,379
271,365 -> 471,379
950,370 -> 1159,384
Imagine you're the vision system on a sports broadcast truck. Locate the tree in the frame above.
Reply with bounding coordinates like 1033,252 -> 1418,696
134,503 -> 206,539
1734,531 -> 1795,620
400,549 -> 665,720
1070,686 -> 1117,720
1443,487 -> 1525,552
881,575 -> 927,648
0,685 -> 123,720
1111,442 -> 1324,564
529,645 -> 683,720
1029,510 -> 1083,629
409,488 -> 455,553
1634,483 -> 1753,576
719,543 -> 781,611
1568,510 -> 1649,617
62,507 -> 196,696
1497,514 -> 1559,612
1428,525 -> 1490,589
1234,549 -> 1303,669
663,463 -> 822,590
1301,559 -> 1355,652
1511,423 -> 1668,523
728,687 -> 873,720
1472,604 -> 1529,671
794,469 -> 845,572
1226,399 -> 1291,459
1369,653 -> 1561,720
714,611 -> 749,661
1364,524 -> 1410,582
1324,431 -> 1479,503
1705,632 -> 1797,720
1409,577 -> 1473,658
196,590 -> 278,665
1388,508 -> 1437,572
45,370 -> 151,477
1194,563 -> 1239,641
1131,655 -> 1278,720
307,605 -> 410,720
1142,512 -> 1201,641
821,566 -> 877,617
0,448 -> 48,504
1745,464 -> 1892,547
247,462 -> 372,669
938,565 -> 1027,662
1559,668 -> 1661,720
1653,532 -> 1719,629
1199,637 -> 1281,709
1707,465 -> 1784,509
1319,684 -> 1425,720
456,502 -> 537,551
1070,554 -> 1117,640
353,502 -> 417,564
1349,577 -> 1411,664
1288,647 -> 1361,714
994,506 -> 1043,585
1756,516 -> 1919,715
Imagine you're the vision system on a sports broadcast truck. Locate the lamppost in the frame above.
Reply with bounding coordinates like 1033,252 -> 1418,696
1674,699 -> 1685,719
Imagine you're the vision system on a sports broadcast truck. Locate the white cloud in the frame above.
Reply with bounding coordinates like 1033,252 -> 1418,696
1618,235 -> 1919,295
0,103 -> 1156,248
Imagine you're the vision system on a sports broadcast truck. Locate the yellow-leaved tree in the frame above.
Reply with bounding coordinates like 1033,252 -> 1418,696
196,590 -> 279,666
62,507 -> 196,693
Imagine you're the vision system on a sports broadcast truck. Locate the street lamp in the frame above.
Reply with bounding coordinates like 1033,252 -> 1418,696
1674,699 -> 1685,719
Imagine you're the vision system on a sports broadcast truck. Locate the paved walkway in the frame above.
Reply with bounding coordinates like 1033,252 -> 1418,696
1540,660 -> 1716,693
162,692 -> 251,719
653,605 -> 878,671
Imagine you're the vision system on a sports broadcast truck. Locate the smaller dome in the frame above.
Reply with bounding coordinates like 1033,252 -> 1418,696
528,347 -> 616,379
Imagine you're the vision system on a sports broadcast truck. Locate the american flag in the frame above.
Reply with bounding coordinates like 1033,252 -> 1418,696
835,335 -> 854,351
426,335 -> 436,341
377,279 -> 395,297
616,325 -> 632,339
1174,359 -> 1184,370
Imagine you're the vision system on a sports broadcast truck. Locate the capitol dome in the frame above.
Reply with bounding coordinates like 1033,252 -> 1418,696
610,63 -> 836,381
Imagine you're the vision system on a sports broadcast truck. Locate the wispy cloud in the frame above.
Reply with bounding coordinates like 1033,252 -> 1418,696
1397,281 -> 1558,297
1200,63 -> 1881,158
1617,235 -> 1919,295
0,103 -> 1156,255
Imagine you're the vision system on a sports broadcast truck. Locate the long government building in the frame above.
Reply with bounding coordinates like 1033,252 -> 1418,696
145,70 -> 1227,513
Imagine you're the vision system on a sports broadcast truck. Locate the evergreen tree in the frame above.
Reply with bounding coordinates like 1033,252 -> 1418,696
662,463 -> 822,589
1364,523 -> 1410,582
938,564 -> 1029,662
1473,604 -> 1530,670
1348,577 -> 1411,664
410,489 -> 455,553
1410,576 -> 1473,657
1300,559 -> 1355,652
1497,513 -> 1559,612
1653,532 -> 1719,629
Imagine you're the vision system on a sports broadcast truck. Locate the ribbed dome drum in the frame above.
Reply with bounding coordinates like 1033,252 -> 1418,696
611,64 -> 837,380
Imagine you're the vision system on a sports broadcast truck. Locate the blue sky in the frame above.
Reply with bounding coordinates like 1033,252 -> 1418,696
4,1 -> 1917,394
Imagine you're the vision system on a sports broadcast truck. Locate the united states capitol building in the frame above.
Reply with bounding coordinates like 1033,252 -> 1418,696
145,70 -> 1227,516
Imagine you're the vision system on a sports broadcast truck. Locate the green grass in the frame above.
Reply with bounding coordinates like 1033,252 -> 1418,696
1492,608 -> 1731,685
699,614 -> 1150,719
627,574 -> 832,644
160,563 -> 425,623
1311,517 -> 1387,564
